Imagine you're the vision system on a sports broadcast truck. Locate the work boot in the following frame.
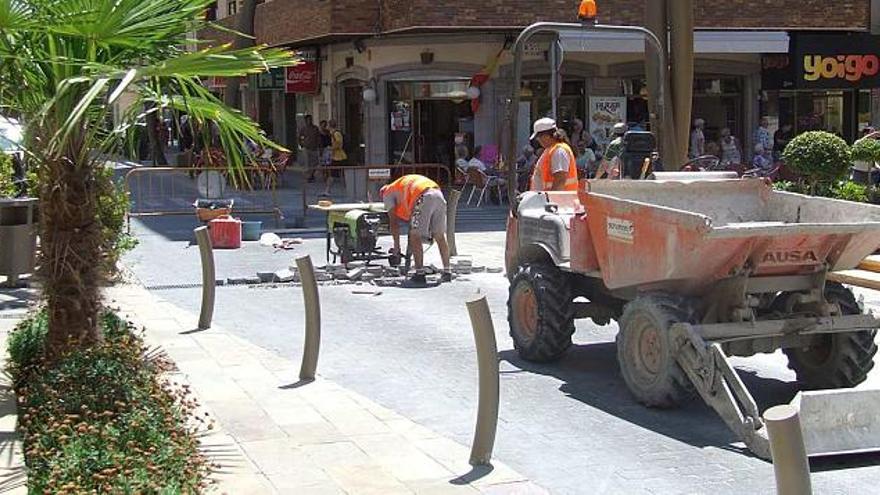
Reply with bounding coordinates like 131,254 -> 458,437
440,271 -> 452,283
405,272 -> 428,288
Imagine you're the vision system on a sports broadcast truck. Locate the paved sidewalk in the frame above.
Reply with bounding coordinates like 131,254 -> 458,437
0,315 -> 28,494
106,283 -> 545,494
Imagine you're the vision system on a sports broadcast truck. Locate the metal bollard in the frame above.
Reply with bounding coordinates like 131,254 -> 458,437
764,405 -> 812,495
296,255 -> 321,381
194,227 -> 215,330
446,188 -> 461,257
466,296 -> 499,466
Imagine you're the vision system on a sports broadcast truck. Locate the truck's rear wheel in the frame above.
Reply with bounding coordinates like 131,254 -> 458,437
784,283 -> 878,389
508,264 -> 575,362
617,294 -> 695,408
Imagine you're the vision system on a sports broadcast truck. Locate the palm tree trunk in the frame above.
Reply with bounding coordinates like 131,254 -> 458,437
223,0 -> 258,110
40,156 -> 103,357
146,106 -> 168,165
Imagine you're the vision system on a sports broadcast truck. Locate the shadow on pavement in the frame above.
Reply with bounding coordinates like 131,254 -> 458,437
0,287 -> 36,312
449,464 -> 494,485
500,342 -> 810,458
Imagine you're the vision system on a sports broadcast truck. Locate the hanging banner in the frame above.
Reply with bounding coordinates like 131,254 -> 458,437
286,47 -> 320,94
588,96 -> 627,150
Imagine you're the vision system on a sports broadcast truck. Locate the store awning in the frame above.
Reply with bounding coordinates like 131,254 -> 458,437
558,30 -> 789,54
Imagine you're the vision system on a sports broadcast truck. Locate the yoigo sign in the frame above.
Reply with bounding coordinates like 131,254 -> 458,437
795,34 -> 880,89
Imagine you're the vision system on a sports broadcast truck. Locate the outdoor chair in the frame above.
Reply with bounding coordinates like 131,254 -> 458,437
466,168 -> 506,207
456,162 -> 475,198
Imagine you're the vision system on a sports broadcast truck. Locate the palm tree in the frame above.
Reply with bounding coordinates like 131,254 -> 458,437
0,0 -> 295,357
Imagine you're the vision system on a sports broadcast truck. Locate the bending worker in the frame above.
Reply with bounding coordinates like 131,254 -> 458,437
529,117 -> 579,191
380,174 -> 452,287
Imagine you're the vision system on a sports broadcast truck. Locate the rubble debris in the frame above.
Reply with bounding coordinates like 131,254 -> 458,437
346,268 -> 365,281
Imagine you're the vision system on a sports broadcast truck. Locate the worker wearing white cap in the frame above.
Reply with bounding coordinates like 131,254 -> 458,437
529,117 -> 578,192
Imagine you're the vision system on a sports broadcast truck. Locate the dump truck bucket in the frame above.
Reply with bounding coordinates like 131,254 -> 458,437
672,319 -> 880,460
795,389 -> 880,457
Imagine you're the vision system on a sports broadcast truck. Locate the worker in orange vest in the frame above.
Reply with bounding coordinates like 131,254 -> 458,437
529,117 -> 579,191
381,174 -> 452,287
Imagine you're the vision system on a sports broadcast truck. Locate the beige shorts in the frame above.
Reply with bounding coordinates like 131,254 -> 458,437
410,189 -> 447,238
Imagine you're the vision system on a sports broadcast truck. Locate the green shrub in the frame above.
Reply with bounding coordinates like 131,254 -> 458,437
7,310 -> 213,493
782,131 -> 852,186
831,181 -> 870,203
851,137 -> 880,163
6,310 -> 48,383
96,166 -> 138,273
772,180 -> 806,194
0,153 -> 15,197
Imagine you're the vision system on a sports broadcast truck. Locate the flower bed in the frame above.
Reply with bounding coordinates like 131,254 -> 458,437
7,310 -> 214,493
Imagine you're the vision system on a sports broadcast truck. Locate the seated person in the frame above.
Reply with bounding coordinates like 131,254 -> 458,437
466,146 -> 488,173
752,144 -> 772,170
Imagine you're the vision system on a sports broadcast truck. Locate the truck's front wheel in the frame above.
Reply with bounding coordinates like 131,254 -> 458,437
508,264 -> 575,362
617,294 -> 695,408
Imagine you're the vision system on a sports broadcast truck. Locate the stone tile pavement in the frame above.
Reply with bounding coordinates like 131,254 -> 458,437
106,283 -> 545,494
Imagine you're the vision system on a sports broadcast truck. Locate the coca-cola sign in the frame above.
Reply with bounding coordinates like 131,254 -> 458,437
286,47 -> 320,94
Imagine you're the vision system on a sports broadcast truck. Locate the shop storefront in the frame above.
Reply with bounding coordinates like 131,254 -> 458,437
761,33 -> 880,144
387,80 -> 476,167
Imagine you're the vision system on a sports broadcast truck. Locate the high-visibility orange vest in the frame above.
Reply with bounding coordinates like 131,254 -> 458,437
530,142 -> 579,191
383,174 -> 439,221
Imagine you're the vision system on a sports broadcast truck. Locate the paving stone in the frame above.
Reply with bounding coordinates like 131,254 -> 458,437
273,268 -> 297,283
257,271 -> 276,283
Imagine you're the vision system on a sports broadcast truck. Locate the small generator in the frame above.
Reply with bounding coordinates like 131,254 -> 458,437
326,209 -> 399,265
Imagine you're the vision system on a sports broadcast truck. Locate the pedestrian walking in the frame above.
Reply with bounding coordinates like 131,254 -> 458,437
719,127 -> 741,166
381,174 -> 452,287
773,123 -> 793,161
298,114 -> 320,182
690,118 -> 706,158
528,118 -> 579,191
323,120 -> 348,196
754,117 -> 773,160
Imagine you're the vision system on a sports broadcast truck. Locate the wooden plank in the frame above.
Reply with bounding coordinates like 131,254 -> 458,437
858,255 -> 880,273
829,269 -> 880,291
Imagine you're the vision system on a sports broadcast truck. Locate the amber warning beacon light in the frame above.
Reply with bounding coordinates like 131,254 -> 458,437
578,0 -> 598,21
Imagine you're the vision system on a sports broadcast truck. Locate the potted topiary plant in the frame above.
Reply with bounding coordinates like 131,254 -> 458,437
782,131 -> 852,194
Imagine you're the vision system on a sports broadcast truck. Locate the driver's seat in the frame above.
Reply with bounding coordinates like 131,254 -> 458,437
620,131 -> 655,179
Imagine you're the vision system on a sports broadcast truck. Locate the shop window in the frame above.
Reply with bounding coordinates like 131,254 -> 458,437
523,79 -> 586,135
859,90 -> 873,134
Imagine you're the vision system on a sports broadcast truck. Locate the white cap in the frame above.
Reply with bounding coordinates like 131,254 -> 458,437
530,117 -> 557,141
612,122 -> 628,135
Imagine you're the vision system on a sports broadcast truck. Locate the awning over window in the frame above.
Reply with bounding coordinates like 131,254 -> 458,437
558,30 -> 790,54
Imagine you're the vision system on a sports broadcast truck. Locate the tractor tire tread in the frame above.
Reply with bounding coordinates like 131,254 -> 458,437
508,264 -> 575,363
617,293 -> 696,409
784,283 -> 878,390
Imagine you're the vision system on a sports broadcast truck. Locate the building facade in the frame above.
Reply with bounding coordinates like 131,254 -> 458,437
202,0 -> 877,167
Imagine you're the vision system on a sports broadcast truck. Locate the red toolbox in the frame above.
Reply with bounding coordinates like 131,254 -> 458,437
208,216 -> 242,249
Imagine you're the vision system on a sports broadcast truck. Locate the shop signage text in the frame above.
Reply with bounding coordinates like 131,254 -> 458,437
286,47 -> 320,94
803,54 -> 880,83
794,34 -> 880,89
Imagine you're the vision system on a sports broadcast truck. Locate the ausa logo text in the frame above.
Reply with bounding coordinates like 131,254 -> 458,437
761,250 -> 819,265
